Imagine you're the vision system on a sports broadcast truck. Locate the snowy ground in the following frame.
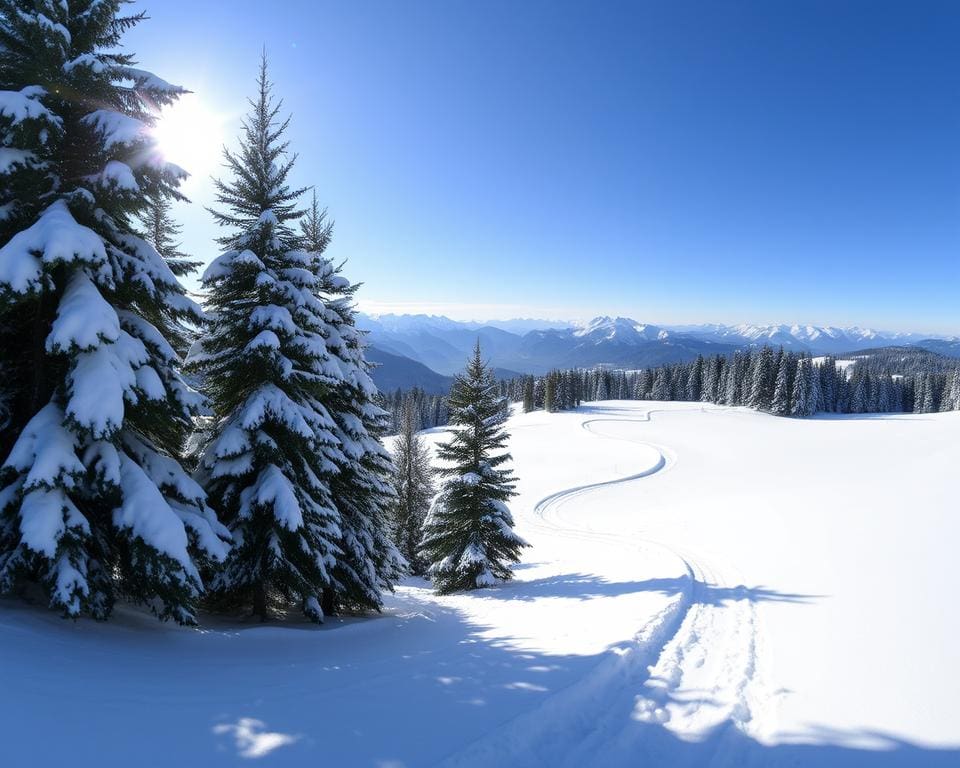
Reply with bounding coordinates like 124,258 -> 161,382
2,401 -> 959,767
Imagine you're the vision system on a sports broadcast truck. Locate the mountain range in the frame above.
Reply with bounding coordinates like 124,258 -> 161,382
358,313 -> 959,393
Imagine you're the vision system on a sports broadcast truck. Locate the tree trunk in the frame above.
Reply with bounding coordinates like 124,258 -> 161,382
252,582 -> 268,622
321,586 -> 335,617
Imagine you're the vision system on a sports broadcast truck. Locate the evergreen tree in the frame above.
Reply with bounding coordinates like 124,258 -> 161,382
390,399 -> 434,575
850,372 -> 867,414
419,343 -> 527,593
533,376 -> 545,409
688,355 -> 703,401
791,357 -> 814,417
140,193 -> 199,278
771,352 -> 791,415
749,346 -> 776,411
544,371 -> 556,412
298,186 -> 404,614
808,360 -> 822,414
638,369 -> 653,399
946,369 -> 960,411
921,373 -> 936,413
189,59 -> 344,622
651,367 -> 670,400
522,376 -> 534,413
595,372 -> 608,401
723,353 -> 740,405
0,1 -> 228,623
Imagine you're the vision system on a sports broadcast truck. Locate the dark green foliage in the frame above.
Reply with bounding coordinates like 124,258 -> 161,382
190,59 -> 340,622
419,343 -> 527,593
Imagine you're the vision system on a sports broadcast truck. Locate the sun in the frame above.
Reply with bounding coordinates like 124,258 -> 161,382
152,93 -> 226,181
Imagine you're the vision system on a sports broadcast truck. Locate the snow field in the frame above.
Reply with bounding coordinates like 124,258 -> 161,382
2,401 -> 959,767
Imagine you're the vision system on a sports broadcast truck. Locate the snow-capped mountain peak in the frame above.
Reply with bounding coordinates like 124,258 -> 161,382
573,316 -> 668,344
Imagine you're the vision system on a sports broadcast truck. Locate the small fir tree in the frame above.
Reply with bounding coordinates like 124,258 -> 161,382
419,343 -> 527,593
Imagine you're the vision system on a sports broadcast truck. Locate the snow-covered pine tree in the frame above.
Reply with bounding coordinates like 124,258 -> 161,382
850,372 -> 867,414
544,371 -> 556,412
189,59 -> 344,622
820,358 -> 838,412
790,357 -> 814,417
749,346 -> 776,411
921,373 -> 936,413
522,376 -> 535,413
688,355 -> 703,401
945,368 -> 960,411
771,352 -> 791,415
595,372 -> 608,401
652,367 -> 670,400
419,342 -> 527,593
298,192 -> 404,615
389,398 -> 434,575
141,193 -> 199,278
0,1 -> 229,623
723,352 -> 740,405
638,368 -> 653,399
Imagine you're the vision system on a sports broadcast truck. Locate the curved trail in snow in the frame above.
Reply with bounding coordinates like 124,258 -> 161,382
444,406 -> 775,767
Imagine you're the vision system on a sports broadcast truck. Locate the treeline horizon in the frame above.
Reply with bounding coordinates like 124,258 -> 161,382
508,347 -> 960,416
381,346 -> 960,433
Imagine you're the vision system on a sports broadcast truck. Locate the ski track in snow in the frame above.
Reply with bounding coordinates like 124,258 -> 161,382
445,406 -> 775,766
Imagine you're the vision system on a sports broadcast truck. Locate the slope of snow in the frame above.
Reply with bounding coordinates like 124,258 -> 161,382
1,403 -> 958,766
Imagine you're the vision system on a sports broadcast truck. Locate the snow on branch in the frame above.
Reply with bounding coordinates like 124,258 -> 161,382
46,271 -> 120,354
0,200 -> 108,294
0,87 -> 62,127
82,109 -> 149,149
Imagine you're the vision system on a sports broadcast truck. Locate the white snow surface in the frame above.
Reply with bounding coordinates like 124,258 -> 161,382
2,401 -> 958,766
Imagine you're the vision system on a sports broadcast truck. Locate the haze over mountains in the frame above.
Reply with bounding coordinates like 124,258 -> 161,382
359,313 -> 959,393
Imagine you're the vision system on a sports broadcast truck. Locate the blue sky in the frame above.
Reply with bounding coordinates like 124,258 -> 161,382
130,1 -> 960,333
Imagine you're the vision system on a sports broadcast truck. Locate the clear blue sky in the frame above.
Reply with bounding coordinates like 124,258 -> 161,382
129,1 -> 960,333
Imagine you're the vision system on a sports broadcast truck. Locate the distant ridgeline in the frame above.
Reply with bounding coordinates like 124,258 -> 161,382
503,345 -> 960,417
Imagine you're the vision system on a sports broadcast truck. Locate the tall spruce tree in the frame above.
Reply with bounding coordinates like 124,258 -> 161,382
0,1 -> 229,623
544,371 -> 557,412
771,353 -> 791,416
299,192 -> 404,615
189,59 -> 345,622
522,376 -> 535,413
652,368 -> 670,400
390,399 -> 434,574
419,343 -> 527,593
791,357 -> 813,417
749,346 -> 776,411
594,372 -> 608,401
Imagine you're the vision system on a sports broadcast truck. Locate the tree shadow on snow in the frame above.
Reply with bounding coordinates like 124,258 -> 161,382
481,571 -> 819,605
